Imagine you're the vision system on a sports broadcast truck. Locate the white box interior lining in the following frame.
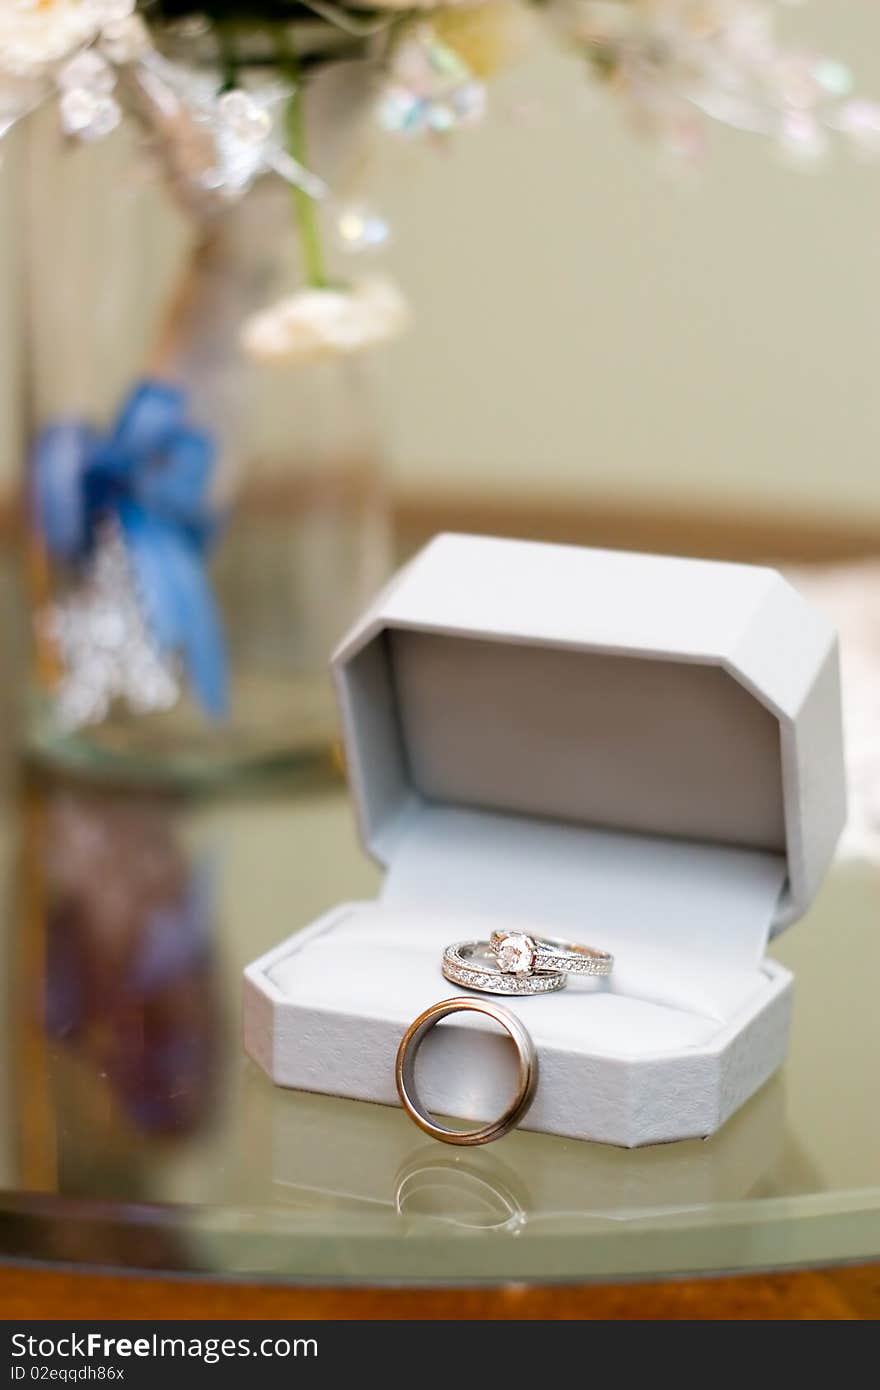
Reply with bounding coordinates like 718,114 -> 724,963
383,804 -> 785,1011
388,630 -> 786,853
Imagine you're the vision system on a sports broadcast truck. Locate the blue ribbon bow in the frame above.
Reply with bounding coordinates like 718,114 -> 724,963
30,379 -> 229,719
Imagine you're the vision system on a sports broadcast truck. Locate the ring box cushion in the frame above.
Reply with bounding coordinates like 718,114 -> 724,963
244,535 -> 846,1146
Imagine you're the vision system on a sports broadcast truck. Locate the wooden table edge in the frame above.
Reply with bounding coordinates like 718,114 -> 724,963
0,1262 -> 877,1320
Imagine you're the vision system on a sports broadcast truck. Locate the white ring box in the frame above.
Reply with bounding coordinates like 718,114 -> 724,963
244,534 -> 846,1147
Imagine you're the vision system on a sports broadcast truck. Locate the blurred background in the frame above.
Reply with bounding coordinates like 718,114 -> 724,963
2,6 -> 880,543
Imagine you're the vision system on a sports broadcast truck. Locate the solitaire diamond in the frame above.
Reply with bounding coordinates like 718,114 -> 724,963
494,933 -> 536,975
489,928 -> 614,978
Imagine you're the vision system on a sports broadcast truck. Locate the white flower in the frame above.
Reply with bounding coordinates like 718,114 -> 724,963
0,0 -> 129,77
241,278 -> 411,365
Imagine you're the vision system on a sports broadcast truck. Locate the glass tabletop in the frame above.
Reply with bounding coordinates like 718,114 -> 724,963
0,564 -> 878,1286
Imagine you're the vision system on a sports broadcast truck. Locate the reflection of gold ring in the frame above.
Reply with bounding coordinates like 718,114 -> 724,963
394,1147 -> 528,1232
395,996 -> 538,1146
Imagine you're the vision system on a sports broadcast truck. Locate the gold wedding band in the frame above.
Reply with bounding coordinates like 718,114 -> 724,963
395,996 -> 538,1146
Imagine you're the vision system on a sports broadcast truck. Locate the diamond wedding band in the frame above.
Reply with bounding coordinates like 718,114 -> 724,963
442,941 -> 567,995
489,930 -> 613,979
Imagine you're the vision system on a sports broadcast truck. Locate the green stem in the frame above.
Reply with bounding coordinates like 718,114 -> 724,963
285,79 -> 330,290
216,21 -> 239,92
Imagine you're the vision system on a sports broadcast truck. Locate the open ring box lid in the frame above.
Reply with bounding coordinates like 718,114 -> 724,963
244,534 -> 846,1146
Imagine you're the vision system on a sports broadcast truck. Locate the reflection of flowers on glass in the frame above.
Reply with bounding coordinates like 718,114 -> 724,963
30,379 -> 228,727
43,789 -> 220,1136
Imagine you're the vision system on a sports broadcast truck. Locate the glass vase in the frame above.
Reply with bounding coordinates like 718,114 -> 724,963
19,72 -> 390,786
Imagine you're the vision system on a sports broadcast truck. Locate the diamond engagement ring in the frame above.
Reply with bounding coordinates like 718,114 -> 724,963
441,941 -> 567,995
489,930 -> 613,979
395,996 -> 539,1145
